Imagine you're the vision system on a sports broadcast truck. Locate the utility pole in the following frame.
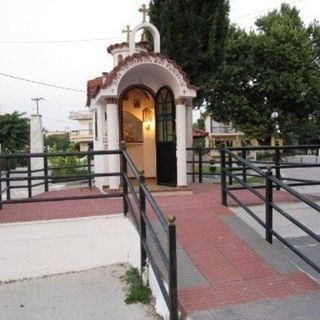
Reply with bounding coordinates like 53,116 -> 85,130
31,97 -> 44,114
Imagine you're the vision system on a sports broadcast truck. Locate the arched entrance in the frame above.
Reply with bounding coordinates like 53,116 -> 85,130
119,85 -> 156,180
119,85 -> 177,186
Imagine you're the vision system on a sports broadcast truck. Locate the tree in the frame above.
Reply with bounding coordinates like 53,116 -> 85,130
149,0 -> 230,106
309,21 -> 320,67
45,134 -> 71,151
0,111 -> 30,153
193,118 -> 205,130
209,4 -> 320,143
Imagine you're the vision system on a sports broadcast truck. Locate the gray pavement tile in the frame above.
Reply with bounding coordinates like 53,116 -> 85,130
189,292 -> 320,320
221,215 -> 298,274
148,222 -> 208,289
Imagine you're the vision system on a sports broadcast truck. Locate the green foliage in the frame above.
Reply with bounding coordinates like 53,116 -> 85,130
290,118 -> 320,144
0,111 -> 30,153
209,4 -> 320,143
149,0 -> 230,106
124,267 -> 152,305
49,143 -> 87,177
45,134 -> 71,151
256,151 -> 273,161
193,118 -> 205,130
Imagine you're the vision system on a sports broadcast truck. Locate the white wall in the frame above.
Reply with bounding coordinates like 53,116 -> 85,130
0,215 -> 170,319
0,215 -> 138,282
93,104 -> 109,189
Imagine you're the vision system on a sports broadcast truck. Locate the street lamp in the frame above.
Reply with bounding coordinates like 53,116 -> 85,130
271,111 -> 280,146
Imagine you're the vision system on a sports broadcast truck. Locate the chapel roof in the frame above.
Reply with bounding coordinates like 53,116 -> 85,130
193,128 -> 209,139
86,51 -> 198,106
107,41 -> 149,53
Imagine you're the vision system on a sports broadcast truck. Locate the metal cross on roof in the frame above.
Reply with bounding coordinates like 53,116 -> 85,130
122,25 -> 132,42
138,4 -> 149,23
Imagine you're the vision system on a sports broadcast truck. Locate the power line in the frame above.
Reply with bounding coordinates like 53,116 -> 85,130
0,72 -> 86,93
0,36 -> 122,45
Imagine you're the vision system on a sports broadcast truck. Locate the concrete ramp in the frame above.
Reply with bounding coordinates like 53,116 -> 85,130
0,215 -> 139,282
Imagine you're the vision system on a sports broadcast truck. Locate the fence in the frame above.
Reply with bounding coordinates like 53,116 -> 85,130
0,148 -> 178,320
188,145 -> 320,188
220,144 -> 320,275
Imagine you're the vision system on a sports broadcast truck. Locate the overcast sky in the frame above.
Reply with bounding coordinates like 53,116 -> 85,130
0,0 -> 318,130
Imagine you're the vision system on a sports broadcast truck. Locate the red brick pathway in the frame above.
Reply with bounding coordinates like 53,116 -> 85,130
1,183 -> 319,317
154,184 -> 320,316
0,188 -> 122,223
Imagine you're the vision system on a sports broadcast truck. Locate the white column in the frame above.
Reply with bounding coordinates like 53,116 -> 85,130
176,101 -> 187,187
106,98 -> 120,190
93,103 -> 108,190
186,101 -> 194,184
30,114 -> 44,193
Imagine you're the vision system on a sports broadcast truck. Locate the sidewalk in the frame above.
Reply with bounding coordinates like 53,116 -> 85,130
0,265 -> 160,320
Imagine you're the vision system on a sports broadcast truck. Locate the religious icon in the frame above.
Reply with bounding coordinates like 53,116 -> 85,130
123,111 -> 143,143
133,99 -> 141,108
143,108 -> 153,122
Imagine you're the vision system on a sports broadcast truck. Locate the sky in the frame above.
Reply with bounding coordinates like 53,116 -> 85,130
0,0 -> 319,130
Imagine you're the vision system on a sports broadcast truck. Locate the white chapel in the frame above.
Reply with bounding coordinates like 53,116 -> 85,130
86,4 -> 197,191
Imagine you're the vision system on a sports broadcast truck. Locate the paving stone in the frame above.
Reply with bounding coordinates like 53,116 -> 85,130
189,292 -> 320,320
222,215 -> 298,274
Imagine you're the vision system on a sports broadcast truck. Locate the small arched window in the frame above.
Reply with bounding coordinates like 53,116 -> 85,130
118,54 -> 123,64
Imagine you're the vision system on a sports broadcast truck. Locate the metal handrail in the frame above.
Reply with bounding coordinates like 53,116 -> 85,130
220,145 -> 320,275
121,148 -> 178,319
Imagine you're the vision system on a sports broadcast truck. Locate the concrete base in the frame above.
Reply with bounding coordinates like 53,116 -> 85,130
0,215 -> 169,319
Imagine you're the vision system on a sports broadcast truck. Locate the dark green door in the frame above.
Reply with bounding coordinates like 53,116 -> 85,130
156,87 -> 177,186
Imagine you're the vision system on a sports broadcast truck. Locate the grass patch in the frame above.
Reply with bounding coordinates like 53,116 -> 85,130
124,267 -> 152,305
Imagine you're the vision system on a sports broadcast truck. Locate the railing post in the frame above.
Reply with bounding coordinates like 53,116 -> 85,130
242,149 -> 247,183
87,149 -> 92,188
27,155 -> 32,199
168,215 -> 178,320
192,149 -> 195,183
6,157 -> 10,201
265,167 -> 273,244
198,148 -> 203,183
139,172 -> 147,271
121,143 -> 128,217
44,148 -> 49,192
0,169 -> 3,210
275,146 -> 281,190
220,143 -> 227,206
228,154 -> 233,185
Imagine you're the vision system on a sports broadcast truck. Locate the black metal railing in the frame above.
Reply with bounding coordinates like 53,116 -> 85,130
187,147 -> 222,183
121,146 -> 178,320
220,144 -> 320,275
0,150 -> 107,206
187,145 -> 320,188
0,148 -> 178,320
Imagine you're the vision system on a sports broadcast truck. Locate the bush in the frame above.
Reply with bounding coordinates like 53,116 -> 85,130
256,151 -> 273,161
49,144 -> 88,178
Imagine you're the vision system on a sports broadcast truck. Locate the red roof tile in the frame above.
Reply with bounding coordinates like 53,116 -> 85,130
193,128 -> 208,138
